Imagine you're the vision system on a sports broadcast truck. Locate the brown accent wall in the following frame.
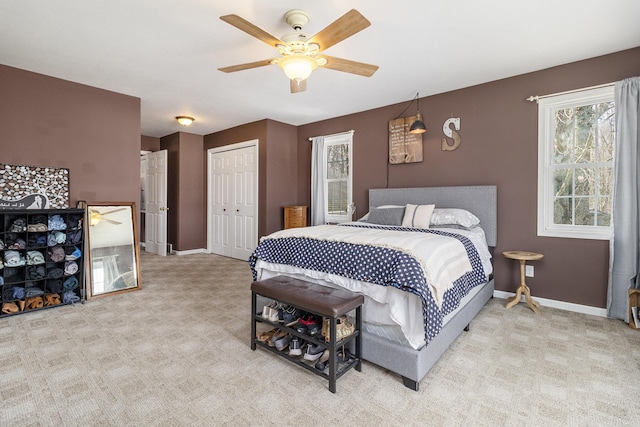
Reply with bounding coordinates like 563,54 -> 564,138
141,135 -> 160,152
0,64 -> 140,206
160,132 -> 204,251
296,47 -> 640,309
203,119 -> 298,238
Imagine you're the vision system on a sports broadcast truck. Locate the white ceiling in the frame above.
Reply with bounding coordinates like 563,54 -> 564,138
1,1 -> 638,138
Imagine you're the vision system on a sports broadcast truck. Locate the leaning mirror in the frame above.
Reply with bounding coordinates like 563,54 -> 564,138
86,202 -> 141,298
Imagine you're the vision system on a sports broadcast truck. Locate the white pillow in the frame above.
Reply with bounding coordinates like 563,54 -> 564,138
430,208 -> 480,229
402,204 -> 435,228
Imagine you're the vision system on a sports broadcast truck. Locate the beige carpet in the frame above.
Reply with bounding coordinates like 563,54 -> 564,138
1,252 -> 639,426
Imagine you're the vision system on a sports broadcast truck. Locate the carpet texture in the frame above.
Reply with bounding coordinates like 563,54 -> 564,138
0,251 -> 639,426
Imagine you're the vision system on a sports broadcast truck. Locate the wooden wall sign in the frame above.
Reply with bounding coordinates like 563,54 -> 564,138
388,115 -> 423,164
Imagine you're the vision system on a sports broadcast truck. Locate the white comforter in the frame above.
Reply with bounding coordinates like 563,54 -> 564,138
253,224 -> 492,349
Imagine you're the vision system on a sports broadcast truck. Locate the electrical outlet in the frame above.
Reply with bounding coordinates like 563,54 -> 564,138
525,265 -> 534,277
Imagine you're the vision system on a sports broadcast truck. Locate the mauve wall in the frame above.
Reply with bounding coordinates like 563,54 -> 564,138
296,47 -> 640,309
175,132 -> 204,250
0,64 -> 140,206
203,119 -> 298,238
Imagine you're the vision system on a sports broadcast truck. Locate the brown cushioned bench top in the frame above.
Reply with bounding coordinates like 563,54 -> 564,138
251,276 -> 364,318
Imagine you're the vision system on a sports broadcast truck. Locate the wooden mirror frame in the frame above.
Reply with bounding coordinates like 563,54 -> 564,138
86,202 -> 142,299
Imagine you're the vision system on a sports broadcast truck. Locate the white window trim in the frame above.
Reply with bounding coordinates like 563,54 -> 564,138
537,85 -> 614,240
324,133 -> 353,223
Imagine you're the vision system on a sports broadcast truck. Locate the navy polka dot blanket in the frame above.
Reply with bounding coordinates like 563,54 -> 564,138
249,223 -> 488,345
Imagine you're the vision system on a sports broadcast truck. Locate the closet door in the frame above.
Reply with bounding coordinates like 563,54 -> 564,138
230,146 -> 257,260
209,150 -> 233,257
208,141 -> 258,260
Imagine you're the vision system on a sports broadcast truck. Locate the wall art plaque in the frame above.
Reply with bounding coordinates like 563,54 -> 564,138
388,116 -> 423,164
0,163 -> 70,210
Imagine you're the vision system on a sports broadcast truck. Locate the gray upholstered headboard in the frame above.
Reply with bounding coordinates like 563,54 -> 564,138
368,185 -> 497,247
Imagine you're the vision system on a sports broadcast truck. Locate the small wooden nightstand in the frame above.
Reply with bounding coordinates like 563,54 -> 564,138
503,251 -> 544,314
284,206 -> 307,229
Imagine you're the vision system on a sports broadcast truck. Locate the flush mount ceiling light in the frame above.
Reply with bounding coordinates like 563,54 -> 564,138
176,116 -> 194,126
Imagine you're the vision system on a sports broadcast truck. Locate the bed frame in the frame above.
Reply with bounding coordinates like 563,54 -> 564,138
361,185 -> 497,390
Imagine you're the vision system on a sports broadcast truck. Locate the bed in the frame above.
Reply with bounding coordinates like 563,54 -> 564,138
250,185 -> 497,390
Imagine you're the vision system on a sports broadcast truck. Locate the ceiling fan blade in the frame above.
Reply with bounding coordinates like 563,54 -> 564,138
290,79 -> 307,93
220,14 -> 284,48
319,55 -> 378,77
308,9 -> 370,52
100,207 -> 127,216
218,59 -> 275,73
102,218 -> 122,225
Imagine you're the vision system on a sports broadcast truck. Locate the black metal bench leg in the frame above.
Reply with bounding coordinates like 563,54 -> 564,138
355,306 -> 362,372
329,317 -> 337,393
251,291 -> 257,350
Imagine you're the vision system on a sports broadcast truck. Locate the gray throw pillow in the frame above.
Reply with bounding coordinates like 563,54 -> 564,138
367,207 -> 406,226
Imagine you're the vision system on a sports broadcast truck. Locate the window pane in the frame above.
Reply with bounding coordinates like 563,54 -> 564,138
327,143 -> 349,179
574,167 -> 592,196
554,168 -> 572,197
574,196 -> 592,225
554,197 -> 572,225
327,180 -> 347,215
554,108 -> 575,164
597,197 -> 611,226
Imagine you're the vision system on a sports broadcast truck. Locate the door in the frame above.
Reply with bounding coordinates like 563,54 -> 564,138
143,150 -> 168,256
208,141 -> 258,260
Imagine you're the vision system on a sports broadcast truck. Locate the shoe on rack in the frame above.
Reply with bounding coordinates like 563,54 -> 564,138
275,333 -> 293,351
288,336 -> 303,356
314,350 -> 330,370
269,329 -> 287,347
282,306 -> 303,326
303,343 -> 325,362
256,328 -> 278,343
297,313 -> 320,335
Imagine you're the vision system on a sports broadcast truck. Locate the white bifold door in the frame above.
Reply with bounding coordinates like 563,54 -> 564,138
208,141 -> 258,260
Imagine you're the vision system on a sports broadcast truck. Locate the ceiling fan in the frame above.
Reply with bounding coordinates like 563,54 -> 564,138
89,208 -> 125,226
218,9 -> 379,93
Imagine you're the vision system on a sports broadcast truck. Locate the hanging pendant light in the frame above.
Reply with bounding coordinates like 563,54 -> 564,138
409,93 -> 426,134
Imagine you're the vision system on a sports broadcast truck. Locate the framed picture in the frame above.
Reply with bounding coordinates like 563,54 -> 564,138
86,202 -> 142,298
0,163 -> 70,209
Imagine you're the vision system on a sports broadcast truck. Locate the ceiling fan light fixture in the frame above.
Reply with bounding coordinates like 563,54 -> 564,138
277,55 -> 318,82
176,116 -> 195,126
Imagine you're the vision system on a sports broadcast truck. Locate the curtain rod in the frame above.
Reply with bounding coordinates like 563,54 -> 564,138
308,129 -> 354,141
526,82 -> 615,103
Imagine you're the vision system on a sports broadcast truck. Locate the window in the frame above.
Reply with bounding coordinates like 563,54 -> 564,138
537,86 -> 615,240
324,133 -> 353,223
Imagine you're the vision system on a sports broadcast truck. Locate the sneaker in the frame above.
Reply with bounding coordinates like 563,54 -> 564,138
314,350 -> 330,370
288,337 -> 303,356
303,343 -> 325,361
275,333 -> 293,351
282,306 -> 303,326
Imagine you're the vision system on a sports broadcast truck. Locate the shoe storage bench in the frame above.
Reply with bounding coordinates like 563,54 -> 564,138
251,276 -> 363,393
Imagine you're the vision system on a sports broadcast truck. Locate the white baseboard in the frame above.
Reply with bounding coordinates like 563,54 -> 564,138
493,290 -> 607,318
174,248 -> 207,256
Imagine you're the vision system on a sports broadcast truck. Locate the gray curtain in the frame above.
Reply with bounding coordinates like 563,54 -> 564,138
608,76 -> 640,320
310,136 -> 325,225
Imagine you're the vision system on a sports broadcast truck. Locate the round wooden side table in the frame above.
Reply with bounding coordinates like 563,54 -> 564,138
503,251 -> 544,314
